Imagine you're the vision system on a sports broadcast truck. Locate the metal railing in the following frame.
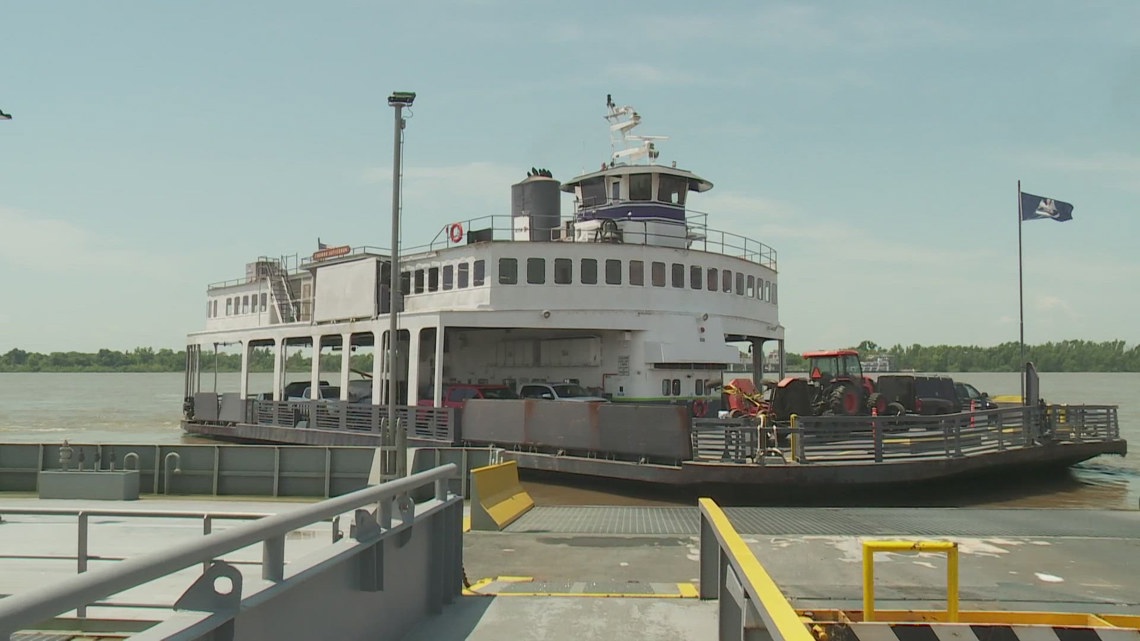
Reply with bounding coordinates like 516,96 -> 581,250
690,404 -> 1120,465
699,498 -> 815,641
0,464 -> 462,640
242,399 -> 457,444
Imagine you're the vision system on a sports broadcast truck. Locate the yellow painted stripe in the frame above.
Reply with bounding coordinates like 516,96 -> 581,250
462,515 -> 471,533
677,582 -> 699,598
483,592 -> 691,598
494,576 -> 534,583
805,609 -> 1140,629
699,498 -> 815,641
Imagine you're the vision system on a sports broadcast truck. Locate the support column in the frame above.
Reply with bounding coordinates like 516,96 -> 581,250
777,339 -> 786,379
340,332 -> 352,401
310,335 -> 322,399
272,339 -> 284,401
407,326 -> 422,406
239,340 -> 251,399
378,328 -> 392,403
750,338 -> 764,388
433,325 -> 445,406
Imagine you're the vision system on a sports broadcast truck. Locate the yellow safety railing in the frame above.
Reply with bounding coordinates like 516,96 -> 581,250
863,540 -> 958,622
699,498 -> 815,641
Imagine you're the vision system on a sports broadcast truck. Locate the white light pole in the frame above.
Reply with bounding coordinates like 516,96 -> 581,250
387,91 -> 414,478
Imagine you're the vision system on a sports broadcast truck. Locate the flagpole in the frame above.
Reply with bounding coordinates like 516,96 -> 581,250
1017,179 -> 1025,400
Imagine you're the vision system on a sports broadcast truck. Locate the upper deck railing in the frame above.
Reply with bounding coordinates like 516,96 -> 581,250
207,212 -> 777,290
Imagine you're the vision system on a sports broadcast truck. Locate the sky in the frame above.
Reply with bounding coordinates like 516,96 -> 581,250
1,1 -> 1138,353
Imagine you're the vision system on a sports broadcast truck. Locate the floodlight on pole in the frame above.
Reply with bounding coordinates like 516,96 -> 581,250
387,91 -> 414,478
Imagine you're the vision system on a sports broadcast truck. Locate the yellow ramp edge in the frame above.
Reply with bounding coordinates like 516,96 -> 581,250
469,461 -> 534,531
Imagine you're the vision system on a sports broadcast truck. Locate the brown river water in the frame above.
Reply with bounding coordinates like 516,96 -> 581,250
0,372 -> 1135,510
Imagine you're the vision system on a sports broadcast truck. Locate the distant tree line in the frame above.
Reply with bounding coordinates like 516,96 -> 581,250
2,340 -> 1139,373
781,340 -> 1140,373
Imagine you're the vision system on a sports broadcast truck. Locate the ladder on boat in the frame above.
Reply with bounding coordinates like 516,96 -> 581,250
265,261 -> 297,323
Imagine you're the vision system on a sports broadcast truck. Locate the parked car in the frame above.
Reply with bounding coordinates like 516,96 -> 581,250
955,381 -> 997,410
283,380 -> 330,399
875,375 -> 961,415
518,382 -> 609,402
416,384 -> 519,409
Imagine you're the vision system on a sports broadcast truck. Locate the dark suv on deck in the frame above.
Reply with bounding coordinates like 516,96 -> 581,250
875,375 -> 962,415
955,381 -> 997,410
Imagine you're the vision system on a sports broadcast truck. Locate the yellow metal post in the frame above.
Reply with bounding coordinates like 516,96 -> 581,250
862,540 -> 959,623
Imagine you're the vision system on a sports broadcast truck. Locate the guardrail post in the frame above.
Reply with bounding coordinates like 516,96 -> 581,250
872,418 -> 883,463
77,511 -> 89,618
203,515 -> 214,572
262,535 -> 285,581
699,507 -> 719,600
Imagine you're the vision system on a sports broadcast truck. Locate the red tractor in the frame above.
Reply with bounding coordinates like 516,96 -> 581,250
768,349 -> 887,421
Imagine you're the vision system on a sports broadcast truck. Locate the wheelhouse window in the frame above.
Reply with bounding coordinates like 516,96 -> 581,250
735,272 -> 744,295
605,259 -> 622,285
527,257 -> 545,284
707,268 -> 718,292
260,293 -> 268,312
212,300 -> 218,317
414,269 -> 425,294
580,177 -> 606,208
658,174 -> 687,206
458,262 -> 470,288
722,270 -> 732,293
746,275 -> 755,298
771,283 -> 777,303
498,258 -> 518,285
473,260 -> 485,286
672,263 -> 685,288
629,173 -> 652,201
764,280 -> 771,302
400,271 -> 411,295
442,265 -> 454,290
690,265 -> 702,290
242,295 -> 250,314
581,258 -> 598,284
651,261 -> 666,287
662,379 -> 671,396
629,260 -> 644,286
226,298 -> 233,316
428,267 -> 439,292
554,258 -> 572,284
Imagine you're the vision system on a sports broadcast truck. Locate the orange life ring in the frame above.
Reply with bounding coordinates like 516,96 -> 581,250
692,399 -> 708,418
448,223 -> 464,244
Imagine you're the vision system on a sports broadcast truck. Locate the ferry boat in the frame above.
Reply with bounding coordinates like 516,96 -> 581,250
181,96 -> 1123,488
185,96 -> 784,417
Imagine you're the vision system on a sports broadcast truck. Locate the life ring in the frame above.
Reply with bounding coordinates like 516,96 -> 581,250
448,223 -> 464,244
692,399 -> 708,418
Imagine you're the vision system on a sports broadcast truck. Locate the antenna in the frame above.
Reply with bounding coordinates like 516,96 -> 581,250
604,94 -> 668,166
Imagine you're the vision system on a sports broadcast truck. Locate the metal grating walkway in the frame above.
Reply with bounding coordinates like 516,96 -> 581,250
504,506 -> 1140,538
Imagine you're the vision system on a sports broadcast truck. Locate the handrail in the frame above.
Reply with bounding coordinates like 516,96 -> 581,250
0,464 -> 458,637
863,540 -> 959,622
699,497 -> 814,641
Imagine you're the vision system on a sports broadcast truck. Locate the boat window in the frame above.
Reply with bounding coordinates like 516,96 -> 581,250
260,293 -> 268,312
473,260 -> 485,286
695,379 -> 705,395
629,173 -> 652,201
527,257 -> 545,284
207,301 -> 212,318
771,283 -> 777,304
458,262 -> 469,288
690,265 -> 702,290
581,258 -> 598,284
707,268 -> 718,292
401,271 -> 411,295
672,263 -> 685,288
605,259 -> 622,285
746,275 -> 755,298
554,258 -> 572,284
498,258 -> 518,285
580,177 -> 606,208
242,295 -> 250,314
662,379 -> 671,396
428,267 -> 439,292
764,281 -> 771,302
722,270 -> 732,293
735,272 -> 744,295
226,298 -> 232,316
651,262 -> 666,287
414,269 -> 425,294
212,300 -> 218,318
629,260 -> 644,286
442,265 -> 454,291
658,174 -> 687,206
611,180 -> 621,201
672,379 -> 681,396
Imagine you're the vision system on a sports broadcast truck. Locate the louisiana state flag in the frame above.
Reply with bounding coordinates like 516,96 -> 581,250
1020,192 -> 1074,222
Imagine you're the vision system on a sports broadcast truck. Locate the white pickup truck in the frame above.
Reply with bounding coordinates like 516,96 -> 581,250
518,382 -> 609,402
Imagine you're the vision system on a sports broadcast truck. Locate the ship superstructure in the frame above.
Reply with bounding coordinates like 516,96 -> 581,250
185,97 -> 784,415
